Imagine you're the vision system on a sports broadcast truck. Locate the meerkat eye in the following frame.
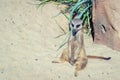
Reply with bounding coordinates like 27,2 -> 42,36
71,23 -> 74,27
76,24 -> 80,28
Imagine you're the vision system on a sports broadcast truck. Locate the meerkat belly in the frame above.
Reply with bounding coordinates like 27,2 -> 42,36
71,40 -> 80,61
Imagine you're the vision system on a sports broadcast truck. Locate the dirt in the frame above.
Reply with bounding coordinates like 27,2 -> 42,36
0,0 -> 120,80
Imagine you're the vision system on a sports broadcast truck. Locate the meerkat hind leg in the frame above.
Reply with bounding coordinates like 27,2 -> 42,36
74,47 -> 88,77
52,49 -> 69,63
74,57 -> 88,77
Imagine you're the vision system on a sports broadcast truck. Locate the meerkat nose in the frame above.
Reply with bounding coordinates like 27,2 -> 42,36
72,29 -> 77,36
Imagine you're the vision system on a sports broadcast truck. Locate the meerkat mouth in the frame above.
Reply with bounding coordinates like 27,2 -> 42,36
72,29 -> 77,36
72,28 -> 82,36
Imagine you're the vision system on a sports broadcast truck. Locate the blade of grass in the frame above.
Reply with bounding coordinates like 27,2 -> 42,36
55,20 -> 66,34
78,4 -> 92,19
56,31 -> 71,51
69,0 -> 88,20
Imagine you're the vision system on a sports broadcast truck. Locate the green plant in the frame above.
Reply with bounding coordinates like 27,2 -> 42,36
38,0 -> 93,30
38,0 -> 94,50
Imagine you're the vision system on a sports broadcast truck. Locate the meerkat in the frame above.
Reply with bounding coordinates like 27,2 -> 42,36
52,17 -> 111,77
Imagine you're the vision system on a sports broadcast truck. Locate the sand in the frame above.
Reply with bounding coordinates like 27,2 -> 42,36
0,0 -> 120,80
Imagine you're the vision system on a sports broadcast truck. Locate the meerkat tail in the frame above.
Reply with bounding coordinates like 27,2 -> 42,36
87,55 -> 111,60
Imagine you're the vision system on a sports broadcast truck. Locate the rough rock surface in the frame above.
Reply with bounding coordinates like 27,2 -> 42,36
92,0 -> 120,51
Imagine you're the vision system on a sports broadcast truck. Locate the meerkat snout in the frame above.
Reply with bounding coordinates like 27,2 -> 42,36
72,29 -> 77,36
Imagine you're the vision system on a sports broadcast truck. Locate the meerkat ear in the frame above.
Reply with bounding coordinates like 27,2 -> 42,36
80,20 -> 83,25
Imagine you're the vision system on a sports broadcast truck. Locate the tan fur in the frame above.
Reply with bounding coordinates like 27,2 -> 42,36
52,18 -> 111,77
52,28 -> 88,77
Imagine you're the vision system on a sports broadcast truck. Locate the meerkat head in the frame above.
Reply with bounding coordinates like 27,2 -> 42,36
69,18 -> 83,36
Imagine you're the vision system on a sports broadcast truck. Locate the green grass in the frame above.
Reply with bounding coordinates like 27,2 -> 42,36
38,0 -> 93,31
38,0 -> 94,50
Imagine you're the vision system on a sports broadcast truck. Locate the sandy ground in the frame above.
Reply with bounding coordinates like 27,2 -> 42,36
0,0 -> 120,80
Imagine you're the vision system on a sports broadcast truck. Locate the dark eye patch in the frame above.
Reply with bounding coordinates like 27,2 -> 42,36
76,24 -> 80,28
71,23 -> 74,27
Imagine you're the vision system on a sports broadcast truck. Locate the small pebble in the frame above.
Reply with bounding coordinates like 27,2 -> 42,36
5,19 -> 7,21
35,59 -> 38,61
11,43 -> 13,45
1,71 -> 4,74
58,76 -> 61,78
107,73 -> 109,75
88,74 -> 91,78
12,21 -> 15,24
102,72 -> 104,74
